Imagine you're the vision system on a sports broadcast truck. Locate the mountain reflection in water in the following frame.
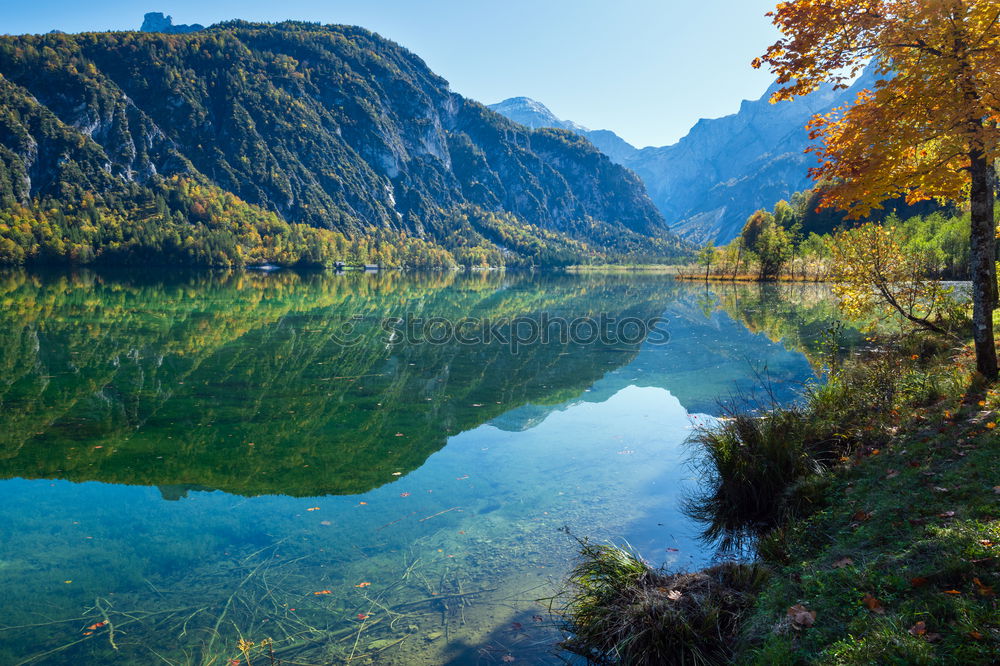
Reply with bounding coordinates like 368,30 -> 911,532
0,270 -> 852,664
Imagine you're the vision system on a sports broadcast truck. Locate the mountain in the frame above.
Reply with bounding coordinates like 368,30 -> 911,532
625,68 -> 879,243
491,67 -> 879,244
139,12 -> 205,34
489,97 -> 639,164
0,21 -> 682,268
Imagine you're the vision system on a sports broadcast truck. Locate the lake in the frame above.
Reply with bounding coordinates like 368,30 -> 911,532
0,270 -> 853,665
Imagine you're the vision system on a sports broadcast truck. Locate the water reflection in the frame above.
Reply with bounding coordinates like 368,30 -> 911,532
0,271 -> 848,664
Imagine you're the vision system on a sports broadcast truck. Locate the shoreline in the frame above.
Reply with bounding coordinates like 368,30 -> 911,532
561,334 -> 1000,664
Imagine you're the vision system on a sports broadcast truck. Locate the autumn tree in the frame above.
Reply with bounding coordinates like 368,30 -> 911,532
830,222 -> 957,335
741,209 -> 793,280
755,0 -> 1000,380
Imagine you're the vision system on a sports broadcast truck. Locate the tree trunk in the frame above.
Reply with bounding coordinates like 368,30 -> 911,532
968,150 -> 998,381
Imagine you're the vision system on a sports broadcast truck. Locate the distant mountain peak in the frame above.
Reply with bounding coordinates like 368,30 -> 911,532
140,12 -> 204,34
489,97 -> 638,164
493,65 -> 882,244
489,96 -> 587,132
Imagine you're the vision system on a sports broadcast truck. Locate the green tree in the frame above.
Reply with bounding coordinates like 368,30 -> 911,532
697,242 -> 716,280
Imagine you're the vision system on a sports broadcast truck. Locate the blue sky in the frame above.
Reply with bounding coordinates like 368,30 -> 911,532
0,1 -> 781,147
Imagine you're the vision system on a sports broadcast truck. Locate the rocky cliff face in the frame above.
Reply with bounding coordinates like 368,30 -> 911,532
140,12 -> 204,34
492,67 -> 879,244
0,21 -> 680,259
624,68 -> 878,243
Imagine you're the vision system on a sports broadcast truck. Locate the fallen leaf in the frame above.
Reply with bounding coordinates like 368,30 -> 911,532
968,630 -> 984,640
973,577 -> 994,597
832,557 -> 854,569
910,577 -> 929,588
909,621 -> 926,637
852,510 -> 872,522
786,604 -> 816,629
862,593 -> 885,614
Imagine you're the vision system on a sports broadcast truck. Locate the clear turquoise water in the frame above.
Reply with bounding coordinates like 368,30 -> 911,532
0,271 -> 849,664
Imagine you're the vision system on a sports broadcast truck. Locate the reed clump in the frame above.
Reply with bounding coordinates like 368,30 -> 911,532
560,541 -> 768,666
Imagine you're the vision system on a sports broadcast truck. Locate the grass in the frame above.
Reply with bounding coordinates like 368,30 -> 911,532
741,370 -> 1000,664
564,264 -> 686,273
674,272 -> 830,283
560,541 -> 769,665
563,331 -> 999,664
684,406 -> 823,552
683,349 -> 922,555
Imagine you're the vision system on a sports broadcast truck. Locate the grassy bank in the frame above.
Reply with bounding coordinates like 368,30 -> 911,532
561,336 -> 999,664
744,356 -> 999,664
564,264 -> 685,274
674,271 -> 829,283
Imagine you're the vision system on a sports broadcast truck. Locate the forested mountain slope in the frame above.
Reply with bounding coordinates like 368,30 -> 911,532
0,21 -> 683,266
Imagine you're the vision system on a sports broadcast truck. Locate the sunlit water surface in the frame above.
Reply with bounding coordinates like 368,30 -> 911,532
0,271 -> 852,664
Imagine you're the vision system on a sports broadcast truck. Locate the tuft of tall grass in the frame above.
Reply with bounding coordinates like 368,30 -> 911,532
685,343 -> 966,554
684,407 -> 821,551
560,541 -> 769,665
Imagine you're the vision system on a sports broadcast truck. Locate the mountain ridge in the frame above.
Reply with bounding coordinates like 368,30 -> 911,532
0,20 -> 683,267
491,66 -> 879,243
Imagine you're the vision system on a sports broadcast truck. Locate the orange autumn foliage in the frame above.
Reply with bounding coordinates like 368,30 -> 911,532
755,0 -> 1000,379
757,0 -> 1000,215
